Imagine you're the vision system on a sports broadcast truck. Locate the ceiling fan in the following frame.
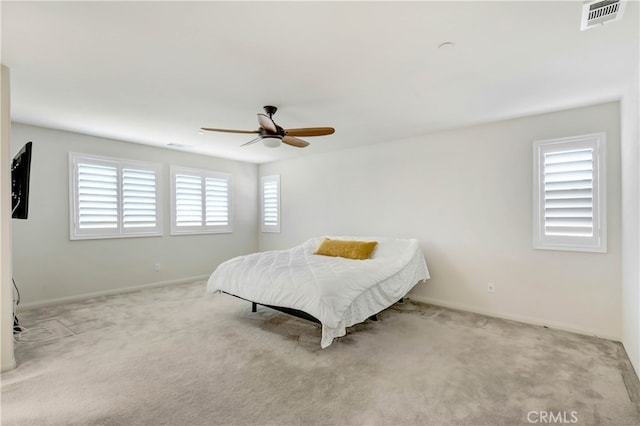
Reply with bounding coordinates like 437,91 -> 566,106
201,106 -> 335,148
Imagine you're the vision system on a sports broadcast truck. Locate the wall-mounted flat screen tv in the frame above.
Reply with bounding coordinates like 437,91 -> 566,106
11,141 -> 32,220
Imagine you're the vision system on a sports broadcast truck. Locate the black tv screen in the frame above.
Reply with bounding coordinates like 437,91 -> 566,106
11,141 -> 32,220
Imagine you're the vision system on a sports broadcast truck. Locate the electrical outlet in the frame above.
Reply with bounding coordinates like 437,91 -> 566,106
154,263 -> 161,272
487,283 -> 495,294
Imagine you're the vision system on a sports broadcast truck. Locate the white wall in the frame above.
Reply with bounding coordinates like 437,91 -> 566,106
259,102 -> 622,340
1,65 -> 16,372
11,123 -> 258,306
622,62 -> 640,375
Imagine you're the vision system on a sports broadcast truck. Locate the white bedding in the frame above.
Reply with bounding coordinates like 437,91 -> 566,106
206,236 -> 430,348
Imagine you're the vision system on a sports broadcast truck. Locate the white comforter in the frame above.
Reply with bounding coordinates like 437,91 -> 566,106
207,236 -> 430,348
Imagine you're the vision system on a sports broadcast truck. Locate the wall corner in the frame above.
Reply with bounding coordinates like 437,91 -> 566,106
1,64 -> 16,372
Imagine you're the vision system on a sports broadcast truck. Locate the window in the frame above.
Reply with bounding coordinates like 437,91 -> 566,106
69,153 -> 162,240
261,175 -> 280,233
170,166 -> 232,235
533,133 -> 606,252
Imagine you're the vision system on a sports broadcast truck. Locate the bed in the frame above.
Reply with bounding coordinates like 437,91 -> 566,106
206,236 -> 430,348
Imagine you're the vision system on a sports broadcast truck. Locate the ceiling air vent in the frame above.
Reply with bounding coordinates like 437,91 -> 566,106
581,0 -> 626,31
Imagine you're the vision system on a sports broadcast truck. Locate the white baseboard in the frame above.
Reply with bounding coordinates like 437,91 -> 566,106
407,294 -> 621,342
18,275 -> 209,310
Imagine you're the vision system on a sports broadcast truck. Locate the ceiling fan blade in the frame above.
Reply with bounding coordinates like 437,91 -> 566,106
284,127 -> 335,137
201,127 -> 259,134
282,136 -> 310,148
257,113 -> 278,133
240,137 -> 263,147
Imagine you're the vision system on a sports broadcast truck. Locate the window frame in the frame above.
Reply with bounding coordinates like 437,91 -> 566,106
69,153 -> 163,240
532,132 -> 607,253
261,175 -> 281,233
170,165 -> 233,235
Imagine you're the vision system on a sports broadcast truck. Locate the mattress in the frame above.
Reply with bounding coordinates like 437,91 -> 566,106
207,236 -> 430,348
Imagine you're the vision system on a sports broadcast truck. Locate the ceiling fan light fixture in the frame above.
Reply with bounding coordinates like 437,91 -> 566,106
262,136 -> 282,148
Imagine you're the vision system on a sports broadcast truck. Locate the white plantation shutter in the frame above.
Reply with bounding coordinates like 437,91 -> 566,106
205,177 -> 229,227
175,174 -> 203,227
171,166 -> 232,234
77,163 -> 118,230
261,175 -> 280,232
70,154 -> 162,239
543,149 -> 593,237
122,169 -> 158,229
533,133 -> 606,252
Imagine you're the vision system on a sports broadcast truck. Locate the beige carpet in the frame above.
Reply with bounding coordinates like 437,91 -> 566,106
2,281 -> 639,426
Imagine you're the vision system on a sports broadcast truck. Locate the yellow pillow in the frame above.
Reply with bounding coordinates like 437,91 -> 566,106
314,238 -> 378,260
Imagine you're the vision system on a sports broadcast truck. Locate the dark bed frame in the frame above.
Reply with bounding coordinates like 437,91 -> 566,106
223,291 -> 401,325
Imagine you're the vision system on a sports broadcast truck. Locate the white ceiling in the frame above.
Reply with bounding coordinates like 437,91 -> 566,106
2,1 -> 638,164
